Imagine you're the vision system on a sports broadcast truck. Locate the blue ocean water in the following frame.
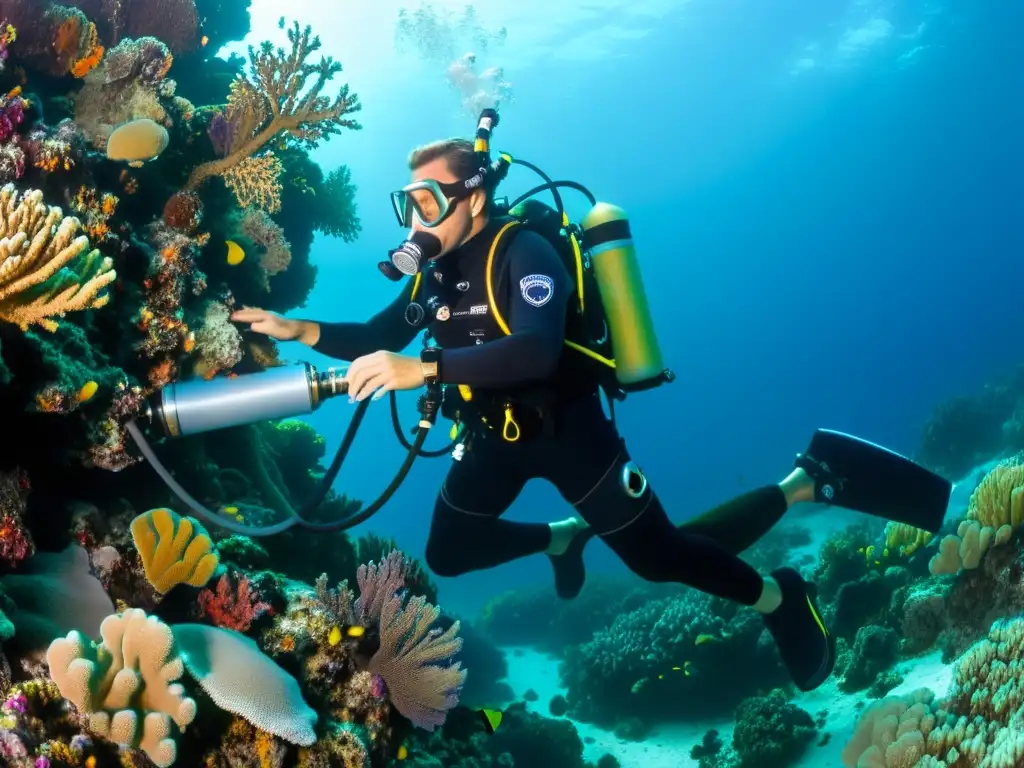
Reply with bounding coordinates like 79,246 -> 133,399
226,0 -> 1021,616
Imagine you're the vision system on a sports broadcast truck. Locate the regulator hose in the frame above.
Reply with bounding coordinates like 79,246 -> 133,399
126,384 -> 444,536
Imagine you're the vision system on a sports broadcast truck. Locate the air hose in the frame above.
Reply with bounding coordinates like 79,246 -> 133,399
125,365 -> 445,536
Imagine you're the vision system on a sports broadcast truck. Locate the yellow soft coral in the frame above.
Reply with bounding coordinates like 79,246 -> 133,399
967,455 -> 1024,529
928,458 -> 1024,576
130,508 -> 219,594
45,608 -> 197,768
0,184 -> 116,331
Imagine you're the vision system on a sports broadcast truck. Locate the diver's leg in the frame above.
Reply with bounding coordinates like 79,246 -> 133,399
674,473 -> 811,555
547,398 -> 834,691
424,441 -> 550,578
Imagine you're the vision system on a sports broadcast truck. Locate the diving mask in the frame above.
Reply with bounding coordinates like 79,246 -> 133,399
390,173 -> 485,229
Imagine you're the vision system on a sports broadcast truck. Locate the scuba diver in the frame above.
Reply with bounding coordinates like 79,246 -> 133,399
231,112 -> 951,693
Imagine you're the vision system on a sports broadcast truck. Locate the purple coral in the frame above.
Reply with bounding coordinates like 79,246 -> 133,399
0,92 -> 24,143
207,111 -> 234,157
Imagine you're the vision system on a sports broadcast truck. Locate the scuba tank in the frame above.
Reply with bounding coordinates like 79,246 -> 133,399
580,202 -> 668,392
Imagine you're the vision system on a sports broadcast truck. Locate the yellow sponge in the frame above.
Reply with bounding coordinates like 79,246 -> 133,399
130,508 -> 219,594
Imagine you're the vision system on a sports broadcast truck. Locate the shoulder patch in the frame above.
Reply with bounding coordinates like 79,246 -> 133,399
519,274 -> 555,307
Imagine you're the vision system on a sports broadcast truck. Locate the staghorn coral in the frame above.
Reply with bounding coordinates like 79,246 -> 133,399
129,507 -> 219,595
0,183 -> 116,332
184,20 -> 362,211
45,608 -> 198,767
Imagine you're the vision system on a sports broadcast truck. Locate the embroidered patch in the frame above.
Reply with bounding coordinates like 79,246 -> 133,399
436,305 -> 451,321
469,303 -> 488,315
456,280 -> 470,291
519,274 -> 554,307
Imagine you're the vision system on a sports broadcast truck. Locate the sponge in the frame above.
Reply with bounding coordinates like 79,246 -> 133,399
45,608 -> 197,767
131,508 -> 219,594
172,622 -> 318,745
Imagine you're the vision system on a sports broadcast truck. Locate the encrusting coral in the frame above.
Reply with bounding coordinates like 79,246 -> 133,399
843,616 -> 1024,767
0,183 -> 116,331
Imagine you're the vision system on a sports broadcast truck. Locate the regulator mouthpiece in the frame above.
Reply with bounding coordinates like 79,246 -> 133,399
388,230 -> 442,276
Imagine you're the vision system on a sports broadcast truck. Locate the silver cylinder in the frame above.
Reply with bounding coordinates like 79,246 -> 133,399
157,363 -> 318,438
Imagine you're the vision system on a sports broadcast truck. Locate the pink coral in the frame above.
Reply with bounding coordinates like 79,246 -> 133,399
237,208 -> 292,278
198,572 -> 272,632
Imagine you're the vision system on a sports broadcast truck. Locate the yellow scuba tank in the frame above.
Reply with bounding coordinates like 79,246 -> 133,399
580,202 -> 668,391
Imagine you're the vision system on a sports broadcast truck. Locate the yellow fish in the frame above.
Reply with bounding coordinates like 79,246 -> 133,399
225,240 -> 245,265
695,633 -> 720,646
397,745 -> 408,760
345,625 -> 366,638
78,380 -> 99,402
328,626 -> 342,646
223,505 -> 239,514
479,708 -> 502,734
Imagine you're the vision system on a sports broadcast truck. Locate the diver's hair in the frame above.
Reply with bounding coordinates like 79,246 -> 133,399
408,138 -> 499,209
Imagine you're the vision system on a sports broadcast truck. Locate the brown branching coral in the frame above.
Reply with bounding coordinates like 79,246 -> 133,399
185,20 -> 362,211
0,183 -> 116,332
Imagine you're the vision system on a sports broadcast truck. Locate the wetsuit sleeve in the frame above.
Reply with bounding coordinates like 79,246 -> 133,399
440,229 -> 571,387
312,279 -> 420,361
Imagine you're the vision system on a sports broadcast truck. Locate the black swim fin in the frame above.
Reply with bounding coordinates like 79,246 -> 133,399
762,567 -> 835,692
795,428 -> 952,533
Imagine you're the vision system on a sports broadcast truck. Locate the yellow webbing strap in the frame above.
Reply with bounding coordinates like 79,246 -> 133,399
485,218 -> 616,369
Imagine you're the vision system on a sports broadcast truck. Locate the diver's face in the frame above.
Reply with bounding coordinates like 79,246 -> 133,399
411,157 -> 486,256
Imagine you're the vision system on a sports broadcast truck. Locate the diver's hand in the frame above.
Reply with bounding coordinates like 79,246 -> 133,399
345,351 -> 425,402
231,307 -> 318,345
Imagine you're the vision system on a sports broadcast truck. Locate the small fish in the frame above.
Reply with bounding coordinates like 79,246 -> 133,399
201,35 -> 209,47
223,505 -> 239,514
78,380 -> 98,402
695,633 -> 720,646
225,240 -> 245,265
328,626 -> 342,646
479,708 -> 502,734
345,625 -> 366,638
396,745 -> 408,760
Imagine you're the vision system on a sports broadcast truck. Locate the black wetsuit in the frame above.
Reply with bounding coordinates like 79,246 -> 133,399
313,216 -> 787,605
